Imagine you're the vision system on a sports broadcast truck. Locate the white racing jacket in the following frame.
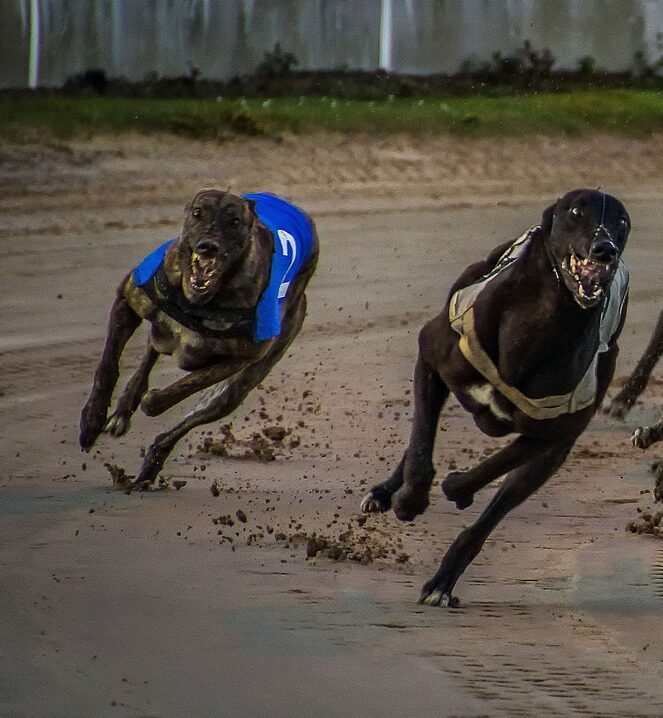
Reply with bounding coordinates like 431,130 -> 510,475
448,227 -> 630,420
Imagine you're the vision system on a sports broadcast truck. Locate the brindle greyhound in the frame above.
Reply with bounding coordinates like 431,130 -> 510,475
607,307 -> 663,453
361,189 -> 631,606
80,189 -> 318,486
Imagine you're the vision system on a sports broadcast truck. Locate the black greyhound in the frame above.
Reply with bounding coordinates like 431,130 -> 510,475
362,189 -> 631,606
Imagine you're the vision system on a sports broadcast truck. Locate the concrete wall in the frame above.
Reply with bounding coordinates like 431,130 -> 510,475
2,0 -> 663,88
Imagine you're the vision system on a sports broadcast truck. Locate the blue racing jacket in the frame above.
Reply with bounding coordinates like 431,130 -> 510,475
132,193 -> 315,342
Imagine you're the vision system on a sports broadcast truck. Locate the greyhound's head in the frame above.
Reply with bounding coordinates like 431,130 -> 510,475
541,189 -> 630,309
178,189 -> 257,304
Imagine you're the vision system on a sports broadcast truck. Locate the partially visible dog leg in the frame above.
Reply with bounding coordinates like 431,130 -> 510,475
80,294 -> 142,450
608,306 -> 663,419
632,414 -> 663,450
442,436 -> 553,510
654,460 -> 663,502
104,342 -> 159,437
140,356 -> 253,417
133,301 -> 306,486
362,354 -> 449,516
419,439 -> 574,607
390,354 -> 450,521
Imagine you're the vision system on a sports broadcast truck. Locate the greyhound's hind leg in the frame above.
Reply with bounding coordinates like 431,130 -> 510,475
133,301 -> 305,486
632,413 -> 663,450
140,355 -> 250,417
442,436 -> 552,510
420,439 -> 573,607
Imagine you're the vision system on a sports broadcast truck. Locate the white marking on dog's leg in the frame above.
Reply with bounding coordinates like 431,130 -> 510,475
193,380 -> 230,414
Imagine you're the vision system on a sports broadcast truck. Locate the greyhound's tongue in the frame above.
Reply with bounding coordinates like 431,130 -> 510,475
578,263 -> 601,295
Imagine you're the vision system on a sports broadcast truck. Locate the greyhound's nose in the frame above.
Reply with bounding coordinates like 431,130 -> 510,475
589,238 -> 617,263
196,241 -> 218,257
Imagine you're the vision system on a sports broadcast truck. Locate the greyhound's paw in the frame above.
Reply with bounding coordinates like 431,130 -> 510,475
441,472 -> 474,510
140,390 -> 162,417
79,401 -> 107,451
133,458 -> 161,486
632,426 -> 654,450
132,439 -> 171,486
104,411 -> 130,437
419,587 -> 460,608
392,487 -> 429,522
360,491 -> 389,514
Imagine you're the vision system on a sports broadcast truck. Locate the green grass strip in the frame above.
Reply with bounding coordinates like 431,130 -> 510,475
1,90 -> 662,139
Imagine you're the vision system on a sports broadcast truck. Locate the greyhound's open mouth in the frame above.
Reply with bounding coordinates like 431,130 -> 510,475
189,251 -> 218,292
561,248 -> 614,308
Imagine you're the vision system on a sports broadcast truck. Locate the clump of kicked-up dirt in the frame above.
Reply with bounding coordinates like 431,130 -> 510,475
197,422 -> 301,463
627,461 -> 663,538
290,517 -> 411,566
103,463 -> 170,492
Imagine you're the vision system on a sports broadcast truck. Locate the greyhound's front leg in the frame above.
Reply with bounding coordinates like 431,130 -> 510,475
104,341 -> 159,437
360,454 -> 406,513
80,294 -> 142,450
390,354 -> 449,522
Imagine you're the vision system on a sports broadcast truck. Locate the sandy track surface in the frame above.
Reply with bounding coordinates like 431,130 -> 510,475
1,132 -> 663,717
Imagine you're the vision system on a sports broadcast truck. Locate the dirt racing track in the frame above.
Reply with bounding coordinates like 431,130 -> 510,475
1,133 -> 663,717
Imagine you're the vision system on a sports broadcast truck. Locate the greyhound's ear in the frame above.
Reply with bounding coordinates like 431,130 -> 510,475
244,198 -> 257,216
540,200 -> 558,235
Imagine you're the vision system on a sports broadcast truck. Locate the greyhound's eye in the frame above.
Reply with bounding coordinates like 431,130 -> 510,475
618,217 -> 628,228
570,206 -> 582,218
192,207 -> 202,218
228,217 -> 240,228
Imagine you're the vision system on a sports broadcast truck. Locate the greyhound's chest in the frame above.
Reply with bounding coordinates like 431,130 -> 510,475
149,312 -> 212,366
462,382 -> 513,423
145,305 -> 247,369
126,282 -> 254,368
